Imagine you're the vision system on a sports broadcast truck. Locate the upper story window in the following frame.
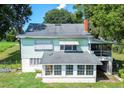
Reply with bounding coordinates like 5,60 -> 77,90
59,41 -> 79,51
35,40 -> 53,51
60,45 -> 77,51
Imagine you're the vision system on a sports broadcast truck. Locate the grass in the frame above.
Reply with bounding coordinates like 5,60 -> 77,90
0,72 -> 124,88
0,41 -> 18,52
0,42 -> 21,69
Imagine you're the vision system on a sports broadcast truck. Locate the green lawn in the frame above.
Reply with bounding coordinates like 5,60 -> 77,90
0,72 -> 124,88
0,42 -> 18,52
0,42 -> 21,69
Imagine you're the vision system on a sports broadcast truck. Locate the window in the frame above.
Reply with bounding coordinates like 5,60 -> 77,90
60,45 -> 64,50
45,65 -> 53,75
30,58 -> 42,65
65,45 -> 72,50
86,65 -> 94,75
66,65 -> 73,75
35,40 -> 53,51
73,45 -> 77,50
60,45 -> 77,51
77,65 -> 85,75
54,65 -> 62,75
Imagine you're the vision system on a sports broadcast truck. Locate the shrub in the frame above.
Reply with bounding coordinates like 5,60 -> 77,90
113,45 -> 119,53
119,69 -> 124,79
35,69 -> 42,73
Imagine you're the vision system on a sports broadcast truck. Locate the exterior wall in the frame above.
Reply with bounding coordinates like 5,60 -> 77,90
21,38 -> 89,72
42,65 -> 96,83
22,58 -> 43,72
42,77 -> 96,83
21,38 -> 89,58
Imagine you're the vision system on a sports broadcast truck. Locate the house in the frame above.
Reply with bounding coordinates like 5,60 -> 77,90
17,23 -> 113,83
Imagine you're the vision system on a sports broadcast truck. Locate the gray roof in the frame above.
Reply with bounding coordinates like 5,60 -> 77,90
90,39 -> 113,44
17,23 -> 92,38
41,51 -> 102,65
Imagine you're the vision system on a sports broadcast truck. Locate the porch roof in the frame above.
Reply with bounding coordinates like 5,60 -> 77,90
41,51 -> 102,65
90,39 -> 113,44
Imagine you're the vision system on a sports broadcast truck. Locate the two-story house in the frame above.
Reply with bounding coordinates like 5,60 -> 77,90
17,23 -> 113,83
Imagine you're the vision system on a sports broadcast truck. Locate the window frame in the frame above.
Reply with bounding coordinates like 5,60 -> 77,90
30,58 -> 42,65
77,65 -> 85,75
60,45 -> 77,51
54,65 -> 62,75
86,65 -> 94,75
45,65 -> 53,75
66,65 -> 73,75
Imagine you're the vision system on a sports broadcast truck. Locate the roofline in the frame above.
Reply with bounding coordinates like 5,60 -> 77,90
16,35 -> 93,39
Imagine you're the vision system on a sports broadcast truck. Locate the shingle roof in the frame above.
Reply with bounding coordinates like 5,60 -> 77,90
17,23 -> 93,38
41,51 -> 102,65
90,39 -> 113,44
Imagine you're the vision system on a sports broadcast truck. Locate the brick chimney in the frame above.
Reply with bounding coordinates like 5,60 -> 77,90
84,19 -> 88,32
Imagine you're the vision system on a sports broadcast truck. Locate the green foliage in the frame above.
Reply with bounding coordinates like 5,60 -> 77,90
0,5 -> 32,40
35,69 -> 42,73
119,69 -> 124,79
6,28 -> 17,42
44,9 -> 82,24
74,4 -> 124,42
112,44 -> 124,54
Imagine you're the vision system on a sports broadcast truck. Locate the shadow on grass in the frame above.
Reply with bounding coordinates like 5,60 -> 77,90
0,50 -> 21,65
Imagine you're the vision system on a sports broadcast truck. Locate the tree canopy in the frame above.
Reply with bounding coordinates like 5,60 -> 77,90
44,9 -> 82,24
0,4 -> 32,41
74,4 -> 124,42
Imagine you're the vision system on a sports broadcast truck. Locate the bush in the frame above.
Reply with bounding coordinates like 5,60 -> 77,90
119,69 -> 124,79
113,45 -> 119,53
35,69 -> 42,73
112,45 -> 124,54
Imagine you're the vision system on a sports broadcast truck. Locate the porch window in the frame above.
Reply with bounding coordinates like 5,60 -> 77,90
54,65 -> 62,75
86,65 -> 94,75
66,65 -> 73,75
30,58 -> 42,65
45,65 -> 53,75
77,65 -> 85,75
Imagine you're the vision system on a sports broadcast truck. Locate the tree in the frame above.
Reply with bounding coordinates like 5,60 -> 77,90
44,9 -> 82,24
0,4 -> 32,41
74,4 -> 124,42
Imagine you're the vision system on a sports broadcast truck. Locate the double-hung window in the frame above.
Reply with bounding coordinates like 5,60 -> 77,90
66,65 -> 73,75
86,65 -> 94,75
77,65 -> 85,75
45,65 -> 53,75
54,65 -> 62,75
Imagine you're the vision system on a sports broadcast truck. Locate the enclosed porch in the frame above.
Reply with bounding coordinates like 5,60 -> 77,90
40,51 -> 102,83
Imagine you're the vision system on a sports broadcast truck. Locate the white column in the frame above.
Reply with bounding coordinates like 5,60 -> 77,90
42,65 -> 45,76
93,65 -> 97,77
84,65 -> 86,75
62,65 -> 66,76
73,65 -> 77,76
108,61 -> 112,75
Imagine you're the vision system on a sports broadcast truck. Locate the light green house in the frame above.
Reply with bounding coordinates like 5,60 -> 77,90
17,23 -> 113,83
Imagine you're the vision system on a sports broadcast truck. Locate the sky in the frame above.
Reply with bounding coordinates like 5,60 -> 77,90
23,4 -> 74,31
